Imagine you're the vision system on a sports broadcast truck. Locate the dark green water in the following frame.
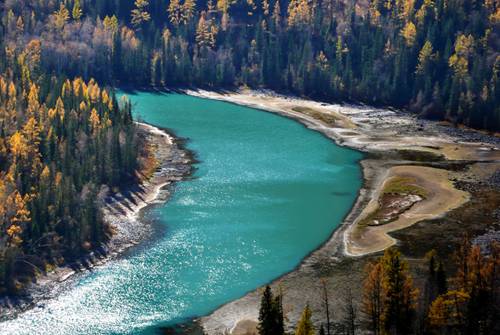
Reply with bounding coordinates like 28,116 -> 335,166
0,93 -> 362,334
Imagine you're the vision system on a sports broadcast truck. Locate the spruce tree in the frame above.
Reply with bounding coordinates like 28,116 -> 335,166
295,304 -> 315,335
258,285 -> 285,335
258,285 -> 276,335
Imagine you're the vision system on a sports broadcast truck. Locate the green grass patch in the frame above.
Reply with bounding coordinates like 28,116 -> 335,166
396,149 -> 444,162
383,176 -> 428,198
292,106 -> 339,126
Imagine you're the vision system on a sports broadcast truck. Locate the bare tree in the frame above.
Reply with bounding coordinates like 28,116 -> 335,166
320,278 -> 332,335
342,288 -> 358,335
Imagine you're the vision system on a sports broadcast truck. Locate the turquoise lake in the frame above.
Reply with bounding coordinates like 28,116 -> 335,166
0,93 -> 363,334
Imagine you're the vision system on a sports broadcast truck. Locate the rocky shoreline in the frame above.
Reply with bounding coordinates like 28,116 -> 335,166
0,122 -> 193,320
186,89 -> 500,335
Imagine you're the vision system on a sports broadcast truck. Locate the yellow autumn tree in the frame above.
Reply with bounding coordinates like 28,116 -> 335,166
363,248 -> 418,334
182,0 -> 197,24
287,0 -> 312,27
89,108 -> 101,132
4,191 -> 31,246
26,83 -> 40,117
168,0 -> 183,26
12,192 -> 30,225
9,132 -> 29,161
295,304 -> 315,335
449,34 -> 474,81
103,15 -> 119,34
428,238 -> 499,334
54,97 -> 65,120
53,3 -> 70,30
196,13 -> 218,48
6,224 -> 23,246
131,0 -> 151,29
428,289 -> 469,329
401,21 -> 417,46
72,0 -> 83,20
416,40 -> 434,75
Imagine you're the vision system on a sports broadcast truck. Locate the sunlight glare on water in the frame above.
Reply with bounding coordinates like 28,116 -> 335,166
0,93 -> 362,334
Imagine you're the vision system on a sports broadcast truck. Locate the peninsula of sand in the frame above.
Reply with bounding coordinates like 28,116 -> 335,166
187,89 -> 500,335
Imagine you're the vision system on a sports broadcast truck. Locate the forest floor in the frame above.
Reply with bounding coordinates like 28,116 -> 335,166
186,89 -> 500,335
0,123 -> 193,320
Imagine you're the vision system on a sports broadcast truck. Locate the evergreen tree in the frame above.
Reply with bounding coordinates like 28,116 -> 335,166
258,285 -> 285,335
363,248 -> 418,334
295,304 -> 315,335
72,0 -> 83,21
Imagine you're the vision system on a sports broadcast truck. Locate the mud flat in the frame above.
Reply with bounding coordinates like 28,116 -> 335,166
187,89 -> 500,334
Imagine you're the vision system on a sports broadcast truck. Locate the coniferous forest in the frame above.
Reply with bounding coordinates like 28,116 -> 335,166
0,40 -> 139,294
258,239 -> 500,335
1,0 -> 499,131
0,0 -> 499,331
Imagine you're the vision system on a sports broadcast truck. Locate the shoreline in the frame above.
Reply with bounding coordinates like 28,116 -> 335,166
0,122 -> 193,320
1,89 -> 498,333
185,89 -> 500,334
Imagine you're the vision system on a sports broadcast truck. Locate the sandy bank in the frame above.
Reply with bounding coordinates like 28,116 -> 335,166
0,123 -> 192,319
186,89 -> 500,334
346,165 -> 469,256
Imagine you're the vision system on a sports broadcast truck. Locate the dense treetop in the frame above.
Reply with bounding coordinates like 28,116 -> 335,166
0,42 -> 139,294
1,0 -> 499,130
0,0 -> 499,296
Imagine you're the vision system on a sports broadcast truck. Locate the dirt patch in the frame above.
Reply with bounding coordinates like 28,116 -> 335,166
231,320 -> 258,335
360,193 -> 423,227
346,166 -> 469,256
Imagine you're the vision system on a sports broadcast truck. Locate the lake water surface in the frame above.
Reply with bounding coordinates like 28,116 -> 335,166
0,93 -> 362,334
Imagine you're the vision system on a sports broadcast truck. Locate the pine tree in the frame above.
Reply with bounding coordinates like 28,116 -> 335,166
182,0 -> 196,24
401,21 -> 417,47
320,278 -> 331,335
258,285 -> 276,335
131,0 -> 151,29
363,262 -> 384,335
168,0 -> 183,26
72,0 -> 83,21
257,285 -> 285,335
363,248 -> 418,334
53,3 -> 70,30
295,304 -> 315,335
381,248 -> 418,334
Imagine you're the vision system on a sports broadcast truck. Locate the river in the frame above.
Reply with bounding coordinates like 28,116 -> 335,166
0,92 -> 362,334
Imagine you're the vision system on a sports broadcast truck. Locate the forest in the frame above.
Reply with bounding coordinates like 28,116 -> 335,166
0,39 -> 139,294
258,239 -> 500,335
1,0 -> 499,131
0,0 -> 499,320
